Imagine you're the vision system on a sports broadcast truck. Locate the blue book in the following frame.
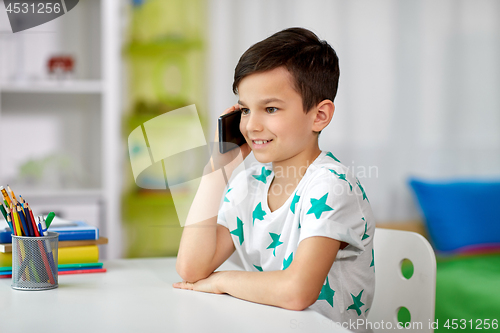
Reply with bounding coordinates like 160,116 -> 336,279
48,220 -> 99,241
0,229 -> 12,244
0,218 -> 99,243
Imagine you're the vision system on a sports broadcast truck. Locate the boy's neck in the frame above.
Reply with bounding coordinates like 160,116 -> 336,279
271,145 -> 322,184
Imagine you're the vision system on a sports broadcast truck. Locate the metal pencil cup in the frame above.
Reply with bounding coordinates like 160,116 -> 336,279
11,232 -> 59,290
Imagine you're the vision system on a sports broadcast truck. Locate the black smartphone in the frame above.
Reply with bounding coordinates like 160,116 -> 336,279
218,110 -> 246,154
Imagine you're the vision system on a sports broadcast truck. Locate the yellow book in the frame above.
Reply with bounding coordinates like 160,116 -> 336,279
0,245 -> 99,267
58,245 -> 99,264
0,251 -> 11,267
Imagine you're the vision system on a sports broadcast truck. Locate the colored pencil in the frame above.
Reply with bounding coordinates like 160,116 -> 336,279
16,236 -> 29,281
17,204 -> 32,237
6,205 -> 16,236
28,260 -> 41,282
23,205 -> 35,236
7,185 -> 17,205
6,213 -> 16,236
16,207 -> 40,280
0,204 -> 13,233
36,239 -> 55,284
0,186 -> 12,207
0,203 -> 7,220
26,204 -> 40,237
12,204 -> 23,236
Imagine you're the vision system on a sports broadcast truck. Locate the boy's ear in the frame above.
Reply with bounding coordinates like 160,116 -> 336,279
311,99 -> 335,132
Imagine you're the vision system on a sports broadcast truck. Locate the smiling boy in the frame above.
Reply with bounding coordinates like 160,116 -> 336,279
174,27 -> 375,332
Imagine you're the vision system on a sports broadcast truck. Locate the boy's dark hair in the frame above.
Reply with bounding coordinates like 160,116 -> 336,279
233,27 -> 340,113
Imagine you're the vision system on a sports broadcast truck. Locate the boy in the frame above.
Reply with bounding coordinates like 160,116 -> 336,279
174,27 -> 375,332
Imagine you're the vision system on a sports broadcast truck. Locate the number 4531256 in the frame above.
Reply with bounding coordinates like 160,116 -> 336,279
444,319 -> 498,330
6,2 -> 61,14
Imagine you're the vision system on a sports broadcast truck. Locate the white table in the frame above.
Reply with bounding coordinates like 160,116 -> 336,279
0,258 -> 353,333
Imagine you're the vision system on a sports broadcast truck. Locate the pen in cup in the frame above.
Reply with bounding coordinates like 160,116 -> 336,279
37,216 -> 57,276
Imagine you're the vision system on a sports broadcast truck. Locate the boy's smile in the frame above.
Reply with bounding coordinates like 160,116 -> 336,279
237,66 -> 322,170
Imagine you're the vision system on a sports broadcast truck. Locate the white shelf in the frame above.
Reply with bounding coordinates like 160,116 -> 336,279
0,0 -> 123,258
0,80 -> 103,94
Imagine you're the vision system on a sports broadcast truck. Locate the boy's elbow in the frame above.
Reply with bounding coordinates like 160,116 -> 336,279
284,294 -> 317,311
176,259 -> 210,283
282,280 -> 318,311
176,260 -> 198,282
175,261 -> 190,282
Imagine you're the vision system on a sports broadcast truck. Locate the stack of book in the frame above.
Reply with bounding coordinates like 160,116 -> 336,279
0,217 -> 107,278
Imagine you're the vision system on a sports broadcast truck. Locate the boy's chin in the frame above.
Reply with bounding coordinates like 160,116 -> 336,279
253,152 -> 273,164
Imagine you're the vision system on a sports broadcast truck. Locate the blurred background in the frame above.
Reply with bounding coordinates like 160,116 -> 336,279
1,0 -> 499,329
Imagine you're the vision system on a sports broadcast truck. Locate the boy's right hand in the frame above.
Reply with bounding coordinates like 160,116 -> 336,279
208,104 -> 251,174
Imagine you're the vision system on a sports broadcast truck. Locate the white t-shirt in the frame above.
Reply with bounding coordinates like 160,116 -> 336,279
217,151 -> 375,332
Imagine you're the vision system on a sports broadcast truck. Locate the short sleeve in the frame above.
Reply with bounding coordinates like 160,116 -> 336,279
216,185 -> 231,229
298,169 -> 367,258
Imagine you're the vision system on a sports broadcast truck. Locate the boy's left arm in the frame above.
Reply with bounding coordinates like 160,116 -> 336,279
173,236 -> 341,311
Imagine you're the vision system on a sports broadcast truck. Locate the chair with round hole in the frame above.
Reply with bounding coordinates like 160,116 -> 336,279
367,228 -> 436,332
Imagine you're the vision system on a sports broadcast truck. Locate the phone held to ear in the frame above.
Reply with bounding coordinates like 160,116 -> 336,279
218,110 -> 246,154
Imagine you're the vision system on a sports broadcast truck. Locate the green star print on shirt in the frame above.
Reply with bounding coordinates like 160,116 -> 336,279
361,218 -> 369,240
326,152 -> 341,163
282,253 -> 293,270
307,193 -> 334,219
318,276 -> 335,307
253,167 -> 272,184
347,290 -> 365,316
252,202 -> 266,225
290,192 -> 300,214
329,169 -> 353,191
356,178 -> 369,202
224,188 -> 232,202
370,249 -> 375,270
267,233 -> 283,256
230,217 -> 244,245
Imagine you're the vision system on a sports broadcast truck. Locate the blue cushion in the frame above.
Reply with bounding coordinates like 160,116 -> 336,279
409,178 -> 500,253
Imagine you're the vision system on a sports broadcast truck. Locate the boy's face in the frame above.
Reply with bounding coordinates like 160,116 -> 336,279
237,66 -> 319,165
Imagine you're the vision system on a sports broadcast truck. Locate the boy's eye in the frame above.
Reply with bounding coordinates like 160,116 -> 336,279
266,107 -> 278,114
240,108 -> 250,115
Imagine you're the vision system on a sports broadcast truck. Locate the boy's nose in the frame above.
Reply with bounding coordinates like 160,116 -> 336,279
244,112 -> 264,133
